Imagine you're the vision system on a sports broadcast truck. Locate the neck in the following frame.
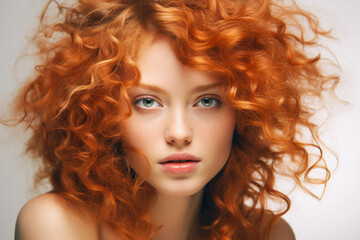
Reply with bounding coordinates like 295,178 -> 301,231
150,189 -> 204,240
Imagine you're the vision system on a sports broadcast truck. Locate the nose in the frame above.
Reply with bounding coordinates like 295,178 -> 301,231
165,109 -> 193,147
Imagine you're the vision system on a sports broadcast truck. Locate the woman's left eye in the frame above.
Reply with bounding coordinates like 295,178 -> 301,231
194,97 -> 220,108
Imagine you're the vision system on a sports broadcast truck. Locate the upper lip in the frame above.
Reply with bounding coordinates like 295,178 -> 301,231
159,153 -> 201,163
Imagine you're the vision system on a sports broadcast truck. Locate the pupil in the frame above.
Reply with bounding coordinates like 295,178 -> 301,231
144,99 -> 153,106
203,98 -> 212,106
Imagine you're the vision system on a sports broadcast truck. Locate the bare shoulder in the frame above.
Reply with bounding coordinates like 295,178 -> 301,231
269,218 -> 296,240
15,193 -> 99,240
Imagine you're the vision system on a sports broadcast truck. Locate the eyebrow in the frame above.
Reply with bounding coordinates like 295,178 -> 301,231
135,82 -> 222,94
193,82 -> 222,92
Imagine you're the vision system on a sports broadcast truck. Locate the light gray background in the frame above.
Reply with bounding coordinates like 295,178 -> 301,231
1,0 -> 359,239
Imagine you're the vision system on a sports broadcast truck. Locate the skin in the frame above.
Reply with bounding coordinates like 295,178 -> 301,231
14,37 -> 296,240
15,193 -> 295,240
124,36 -> 236,197
122,36 -> 236,239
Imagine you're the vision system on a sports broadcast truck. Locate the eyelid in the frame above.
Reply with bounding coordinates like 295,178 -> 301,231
193,95 -> 222,108
134,95 -> 163,109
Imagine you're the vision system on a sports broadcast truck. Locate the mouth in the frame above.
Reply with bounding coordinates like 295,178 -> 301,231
158,153 -> 201,174
159,153 -> 201,164
160,159 -> 201,164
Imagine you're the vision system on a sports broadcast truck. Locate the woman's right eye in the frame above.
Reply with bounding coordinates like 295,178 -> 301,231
135,98 -> 161,109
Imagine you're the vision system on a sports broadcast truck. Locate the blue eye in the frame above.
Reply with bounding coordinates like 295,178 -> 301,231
195,97 -> 219,108
135,98 -> 161,109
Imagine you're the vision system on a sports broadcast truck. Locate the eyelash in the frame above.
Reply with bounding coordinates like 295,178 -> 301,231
134,97 -> 162,109
194,97 -> 220,108
134,96 -> 221,110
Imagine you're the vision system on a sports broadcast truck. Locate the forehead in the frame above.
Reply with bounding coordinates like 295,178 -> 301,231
136,36 -> 221,90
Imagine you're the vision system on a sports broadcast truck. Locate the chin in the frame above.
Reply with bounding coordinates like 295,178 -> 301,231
152,180 -> 206,197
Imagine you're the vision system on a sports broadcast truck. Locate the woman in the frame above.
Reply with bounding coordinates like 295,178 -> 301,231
12,0 -> 338,239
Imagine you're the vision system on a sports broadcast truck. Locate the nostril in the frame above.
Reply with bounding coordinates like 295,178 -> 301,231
165,134 -> 192,146
164,114 -> 193,145
166,137 -> 192,145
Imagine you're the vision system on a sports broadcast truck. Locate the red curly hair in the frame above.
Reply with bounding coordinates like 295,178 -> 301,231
9,0 -> 338,239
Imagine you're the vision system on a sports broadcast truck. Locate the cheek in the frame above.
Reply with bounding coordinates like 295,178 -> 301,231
123,117 -> 157,149
122,120 -> 147,172
214,123 -> 235,162
198,109 -> 236,160
205,110 -> 235,144
122,117 -> 163,175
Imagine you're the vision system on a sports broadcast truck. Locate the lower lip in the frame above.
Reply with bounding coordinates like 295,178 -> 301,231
159,161 -> 200,174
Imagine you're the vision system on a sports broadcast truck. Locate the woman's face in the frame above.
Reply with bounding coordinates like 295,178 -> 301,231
123,37 -> 236,197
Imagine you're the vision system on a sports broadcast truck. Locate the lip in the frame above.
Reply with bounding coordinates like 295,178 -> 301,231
159,153 -> 201,163
159,153 -> 201,174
